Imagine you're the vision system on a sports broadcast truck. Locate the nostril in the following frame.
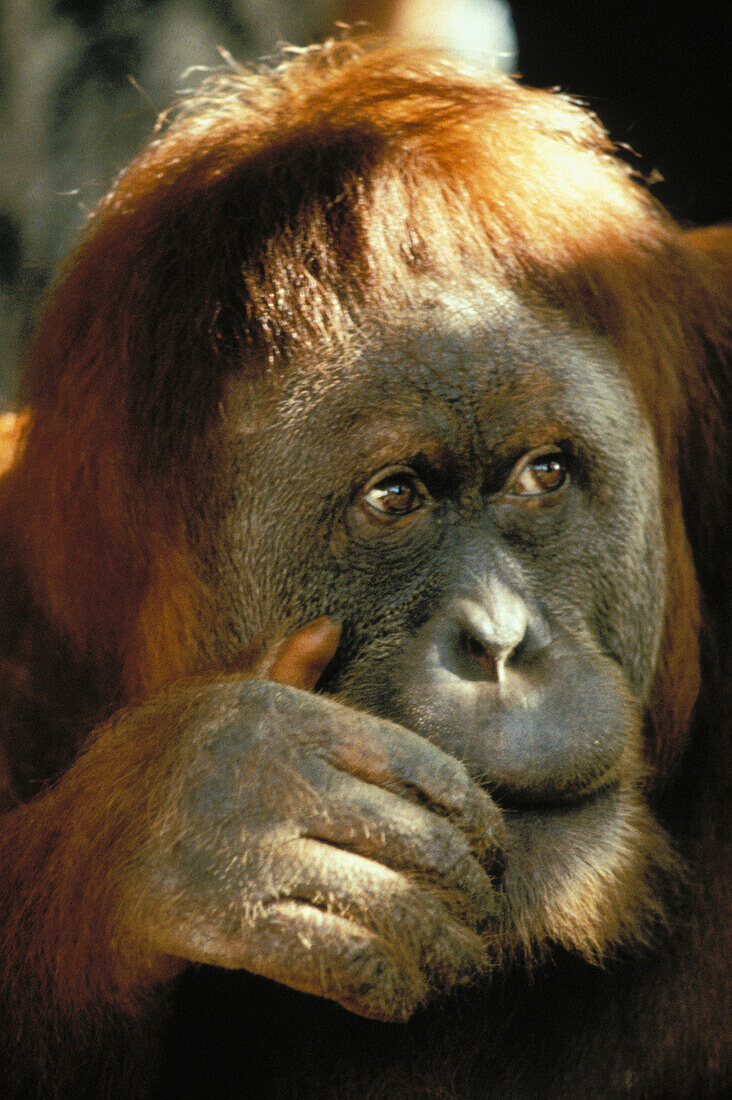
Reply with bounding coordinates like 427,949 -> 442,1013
460,629 -> 499,678
462,630 -> 484,660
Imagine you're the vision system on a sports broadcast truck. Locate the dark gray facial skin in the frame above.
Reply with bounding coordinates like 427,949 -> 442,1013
209,280 -> 669,946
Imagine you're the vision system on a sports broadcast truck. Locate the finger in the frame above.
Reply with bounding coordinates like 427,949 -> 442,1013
139,837 -> 488,1019
268,618 -> 342,690
300,771 -> 498,922
269,839 -> 490,983
324,707 -> 505,862
240,902 -> 428,1022
245,901 -> 424,1021
151,895 -> 421,1021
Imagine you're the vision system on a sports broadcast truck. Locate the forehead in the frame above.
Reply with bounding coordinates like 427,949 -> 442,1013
270,281 -> 648,455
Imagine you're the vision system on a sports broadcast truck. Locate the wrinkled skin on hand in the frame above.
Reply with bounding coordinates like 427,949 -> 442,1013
124,620 -> 503,1022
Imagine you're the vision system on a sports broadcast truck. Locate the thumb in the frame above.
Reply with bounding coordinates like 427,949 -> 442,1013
267,617 -> 342,690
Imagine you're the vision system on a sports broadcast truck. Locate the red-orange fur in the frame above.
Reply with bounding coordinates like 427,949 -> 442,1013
0,40 -> 729,1096
8,45 -> 728,754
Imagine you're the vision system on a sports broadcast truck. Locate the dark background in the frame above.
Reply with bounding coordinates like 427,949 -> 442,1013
512,1 -> 730,226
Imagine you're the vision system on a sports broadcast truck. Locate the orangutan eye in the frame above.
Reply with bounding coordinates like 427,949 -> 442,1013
506,450 -> 569,497
361,468 -> 430,517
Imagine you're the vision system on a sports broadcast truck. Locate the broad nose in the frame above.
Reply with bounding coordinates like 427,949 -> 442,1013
445,581 -> 537,681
